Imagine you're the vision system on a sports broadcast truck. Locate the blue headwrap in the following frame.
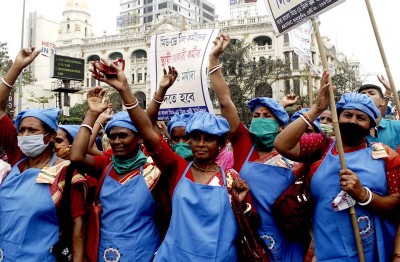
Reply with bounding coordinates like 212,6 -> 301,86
167,113 -> 193,135
247,97 -> 289,125
105,111 -> 138,135
15,108 -> 60,132
291,108 -> 321,132
59,125 -> 80,139
186,111 -> 230,137
336,93 -> 380,126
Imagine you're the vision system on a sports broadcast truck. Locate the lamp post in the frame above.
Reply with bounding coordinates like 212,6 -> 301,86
17,0 -> 26,113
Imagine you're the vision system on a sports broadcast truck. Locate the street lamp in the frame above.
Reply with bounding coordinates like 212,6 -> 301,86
17,0 -> 26,113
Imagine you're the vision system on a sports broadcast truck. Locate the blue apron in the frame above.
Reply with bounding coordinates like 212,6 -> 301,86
239,146 -> 306,261
311,141 -> 396,261
0,154 -> 59,262
154,162 -> 239,262
99,165 -> 160,262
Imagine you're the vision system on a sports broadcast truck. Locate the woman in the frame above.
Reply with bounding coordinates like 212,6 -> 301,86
274,70 -> 400,261
70,88 -> 169,261
54,125 -> 80,159
209,34 -> 308,261
0,48 -> 86,261
90,60 -> 251,261
166,113 -> 193,160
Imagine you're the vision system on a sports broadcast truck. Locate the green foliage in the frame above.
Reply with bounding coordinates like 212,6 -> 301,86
331,68 -> 361,95
27,92 -> 55,109
214,39 -> 293,124
59,116 -> 83,124
69,101 -> 88,119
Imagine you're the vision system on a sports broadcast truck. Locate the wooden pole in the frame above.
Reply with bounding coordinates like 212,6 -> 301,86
364,0 -> 400,113
312,18 -> 365,262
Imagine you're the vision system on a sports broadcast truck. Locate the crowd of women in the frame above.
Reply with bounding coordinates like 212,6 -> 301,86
1,33 -> 400,262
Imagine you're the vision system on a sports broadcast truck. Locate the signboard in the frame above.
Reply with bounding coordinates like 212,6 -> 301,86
50,54 -> 85,81
263,0 -> 345,36
150,29 -> 220,120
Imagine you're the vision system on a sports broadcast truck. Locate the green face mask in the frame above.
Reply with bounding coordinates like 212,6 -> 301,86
172,142 -> 193,160
249,118 -> 279,151
320,123 -> 333,136
111,150 -> 147,174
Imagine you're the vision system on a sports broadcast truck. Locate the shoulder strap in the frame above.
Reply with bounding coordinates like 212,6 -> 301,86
57,162 -> 76,234
94,162 -> 113,202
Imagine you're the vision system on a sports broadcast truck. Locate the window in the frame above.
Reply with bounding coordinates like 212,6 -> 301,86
63,93 -> 70,107
144,15 -> 153,23
285,79 -> 291,94
144,6 -> 153,13
292,52 -> 299,70
294,77 -> 300,96
158,2 -> 167,9
173,4 -> 177,11
202,3 -> 214,13
284,33 -> 289,43
131,74 -> 135,84
138,73 -> 143,82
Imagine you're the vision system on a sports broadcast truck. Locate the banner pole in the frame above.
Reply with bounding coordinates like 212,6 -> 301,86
312,18 -> 365,262
364,0 -> 400,114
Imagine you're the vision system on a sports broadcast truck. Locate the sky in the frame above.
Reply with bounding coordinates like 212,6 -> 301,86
1,0 -> 398,89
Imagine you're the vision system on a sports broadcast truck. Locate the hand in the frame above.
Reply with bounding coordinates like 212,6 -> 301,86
232,179 -> 250,205
281,93 -> 298,108
313,70 -> 334,113
377,75 -> 391,93
87,87 -> 110,115
159,66 -> 178,91
12,47 -> 41,71
89,58 -> 129,92
339,169 -> 366,202
97,105 -> 113,123
210,33 -> 230,59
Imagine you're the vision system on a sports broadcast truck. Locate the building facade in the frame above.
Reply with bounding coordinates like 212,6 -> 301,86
15,0 -> 358,116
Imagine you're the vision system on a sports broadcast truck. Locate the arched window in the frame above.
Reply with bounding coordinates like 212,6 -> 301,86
109,52 -> 123,60
255,83 -> 272,98
134,91 -> 146,109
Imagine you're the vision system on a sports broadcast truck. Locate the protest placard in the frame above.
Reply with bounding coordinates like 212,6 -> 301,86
150,29 -> 220,120
263,0 -> 345,36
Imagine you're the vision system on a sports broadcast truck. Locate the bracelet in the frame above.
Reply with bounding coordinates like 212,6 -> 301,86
80,124 -> 93,134
358,186 -> 373,206
209,65 -> 222,75
244,203 -> 252,214
1,77 -> 14,88
124,100 -> 139,110
95,120 -> 104,129
153,93 -> 163,104
302,112 -> 312,123
299,114 -> 313,129
209,63 -> 221,72
123,100 -> 138,107
359,187 -> 369,203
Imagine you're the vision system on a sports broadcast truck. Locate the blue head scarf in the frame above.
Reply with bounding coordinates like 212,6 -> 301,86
15,108 -> 60,132
247,97 -> 289,125
105,111 -> 138,135
291,108 -> 321,132
59,125 -> 80,139
167,113 -> 193,136
186,111 -> 230,137
336,93 -> 380,126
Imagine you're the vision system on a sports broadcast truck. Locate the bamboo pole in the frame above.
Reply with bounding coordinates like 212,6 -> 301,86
364,0 -> 400,113
312,18 -> 365,262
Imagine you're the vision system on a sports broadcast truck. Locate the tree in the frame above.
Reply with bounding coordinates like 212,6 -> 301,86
69,101 -> 88,120
212,39 -> 293,124
331,67 -> 361,96
27,92 -> 55,109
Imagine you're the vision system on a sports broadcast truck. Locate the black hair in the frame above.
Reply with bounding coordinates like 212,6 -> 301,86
60,127 -> 74,145
357,84 -> 383,98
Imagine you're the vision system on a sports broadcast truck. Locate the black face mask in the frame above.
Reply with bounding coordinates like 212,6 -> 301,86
339,122 -> 370,145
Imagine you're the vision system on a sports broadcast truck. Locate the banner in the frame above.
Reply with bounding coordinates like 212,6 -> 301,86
263,0 -> 345,36
150,29 -> 220,120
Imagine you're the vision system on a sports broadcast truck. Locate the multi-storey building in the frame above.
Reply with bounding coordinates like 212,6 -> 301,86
14,0 -> 357,116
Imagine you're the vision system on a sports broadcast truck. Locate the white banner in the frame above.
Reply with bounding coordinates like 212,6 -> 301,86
263,0 -> 345,36
150,29 -> 220,120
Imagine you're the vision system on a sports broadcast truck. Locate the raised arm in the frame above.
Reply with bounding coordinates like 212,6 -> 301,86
87,107 -> 112,156
274,70 -> 331,161
89,59 -> 160,151
0,47 -> 40,119
146,65 -> 177,125
70,87 -> 109,167
209,34 -> 241,133
378,75 -> 391,118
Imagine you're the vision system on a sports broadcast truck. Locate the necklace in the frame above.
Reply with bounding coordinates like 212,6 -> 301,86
192,162 -> 218,172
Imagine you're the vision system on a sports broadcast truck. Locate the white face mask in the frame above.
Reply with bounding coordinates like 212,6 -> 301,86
17,133 -> 50,158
